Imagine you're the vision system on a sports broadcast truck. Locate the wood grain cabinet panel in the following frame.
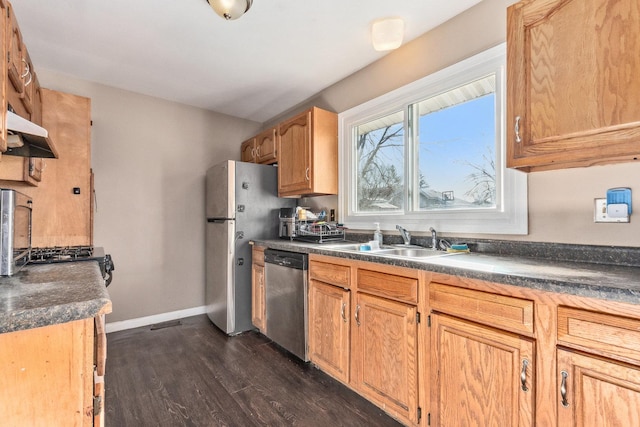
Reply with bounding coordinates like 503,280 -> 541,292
357,268 -> 418,304
557,348 -> 640,426
558,306 -> 640,365
431,313 -> 535,426
308,278 -> 351,384
255,127 -> 277,164
251,246 -> 266,333
0,318 -> 96,426
352,292 -> 419,425
507,0 -> 640,171
430,282 -> 534,335
240,137 -> 255,163
277,107 -> 337,197
309,259 -> 350,288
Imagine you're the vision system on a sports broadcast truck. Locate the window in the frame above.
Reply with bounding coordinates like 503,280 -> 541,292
339,44 -> 527,234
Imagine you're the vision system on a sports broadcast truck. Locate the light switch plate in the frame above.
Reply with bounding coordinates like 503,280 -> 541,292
594,198 -> 629,223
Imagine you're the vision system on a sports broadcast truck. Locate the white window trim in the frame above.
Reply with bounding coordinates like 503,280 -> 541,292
338,43 -> 528,235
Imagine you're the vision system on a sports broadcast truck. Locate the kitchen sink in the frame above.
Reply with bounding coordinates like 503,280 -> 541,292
320,242 -> 456,259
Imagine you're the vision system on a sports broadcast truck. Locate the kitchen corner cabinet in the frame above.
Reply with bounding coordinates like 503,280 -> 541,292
506,0 -> 640,171
0,315 -> 107,426
251,246 -> 266,333
277,107 -> 337,197
240,128 -> 277,165
240,137 -> 255,163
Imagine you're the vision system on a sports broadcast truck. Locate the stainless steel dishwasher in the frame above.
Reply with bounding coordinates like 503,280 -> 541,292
263,249 -> 308,361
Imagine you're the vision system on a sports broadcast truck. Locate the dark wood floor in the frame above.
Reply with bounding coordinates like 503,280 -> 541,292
105,315 -> 404,426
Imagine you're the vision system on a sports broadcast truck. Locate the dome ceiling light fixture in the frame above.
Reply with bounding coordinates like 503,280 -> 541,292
206,0 -> 253,20
371,17 -> 405,51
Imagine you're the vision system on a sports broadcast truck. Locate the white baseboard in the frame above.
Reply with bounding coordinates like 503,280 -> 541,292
106,306 -> 207,334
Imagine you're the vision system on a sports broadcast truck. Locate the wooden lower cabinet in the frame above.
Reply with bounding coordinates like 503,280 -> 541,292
308,255 -> 420,426
557,348 -> 640,426
353,292 -> 419,425
251,246 -> 266,333
308,279 -> 350,384
430,313 -> 535,426
0,316 -> 106,425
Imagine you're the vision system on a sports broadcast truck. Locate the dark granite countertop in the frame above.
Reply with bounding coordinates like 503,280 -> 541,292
254,239 -> 640,306
0,262 -> 112,334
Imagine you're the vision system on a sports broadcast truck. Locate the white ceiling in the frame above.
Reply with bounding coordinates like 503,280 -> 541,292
11,0 -> 482,123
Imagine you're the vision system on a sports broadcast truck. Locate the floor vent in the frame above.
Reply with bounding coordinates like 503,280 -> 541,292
150,320 -> 182,330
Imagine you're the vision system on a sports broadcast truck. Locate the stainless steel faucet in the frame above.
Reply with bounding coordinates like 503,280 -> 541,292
395,225 -> 411,245
429,227 -> 437,250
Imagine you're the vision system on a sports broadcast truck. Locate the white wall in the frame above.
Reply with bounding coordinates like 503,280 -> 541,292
39,69 -> 261,322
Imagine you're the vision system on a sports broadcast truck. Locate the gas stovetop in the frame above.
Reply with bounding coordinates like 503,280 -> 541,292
29,246 -> 114,286
30,246 -> 99,263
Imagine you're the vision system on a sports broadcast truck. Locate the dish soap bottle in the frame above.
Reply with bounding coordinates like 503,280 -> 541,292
373,222 -> 383,246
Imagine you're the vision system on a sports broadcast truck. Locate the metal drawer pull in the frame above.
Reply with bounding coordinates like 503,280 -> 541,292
515,116 -> 522,143
560,370 -> 570,407
340,302 -> 347,322
305,167 -> 310,181
355,304 -> 360,326
520,359 -> 529,392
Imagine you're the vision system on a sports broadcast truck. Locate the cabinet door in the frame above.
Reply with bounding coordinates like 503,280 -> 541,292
431,313 -> 535,426
278,110 -> 312,196
352,292 -> 418,425
255,127 -> 277,164
251,262 -> 266,332
557,348 -> 640,426
240,138 -> 255,162
0,0 -> 7,153
6,5 -> 24,96
507,0 -> 640,170
308,279 -> 350,384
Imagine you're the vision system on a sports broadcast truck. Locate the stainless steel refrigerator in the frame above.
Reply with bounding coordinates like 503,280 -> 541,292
205,160 -> 295,335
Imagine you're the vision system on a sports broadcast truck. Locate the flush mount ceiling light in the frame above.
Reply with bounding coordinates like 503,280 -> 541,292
371,18 -> 404,51
207,0 -> 253,20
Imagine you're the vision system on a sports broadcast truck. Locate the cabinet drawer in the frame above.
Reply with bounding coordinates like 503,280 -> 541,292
558,306 -> 640,365
310,260 -> 350,288
430,283 -> 534,335
357,269 -> 417,304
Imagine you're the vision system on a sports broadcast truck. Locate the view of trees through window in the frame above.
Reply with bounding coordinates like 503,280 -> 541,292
355,75 -> 497,213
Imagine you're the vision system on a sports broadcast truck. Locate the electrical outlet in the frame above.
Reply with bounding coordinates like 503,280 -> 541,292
594,198 -> 629,223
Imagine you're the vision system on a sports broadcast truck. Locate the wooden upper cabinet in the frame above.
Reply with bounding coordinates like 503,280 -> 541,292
277,107 -> 337,197
0,0 -> 8,153
6,3 -> 24,97
255,127 -> 277,164
506,0 -> 640,171
240,137 -> 255,162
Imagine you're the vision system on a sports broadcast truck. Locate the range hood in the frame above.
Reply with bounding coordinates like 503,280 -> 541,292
4,111 -> 58,159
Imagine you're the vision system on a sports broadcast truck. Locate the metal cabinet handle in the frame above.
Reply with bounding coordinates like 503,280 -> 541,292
355,304 -> 361,326
341,302 -> 347,323
251,148 -> 256,158
256,146 -> 261,157
520,359 -> 529,392
305,167 -> 310,181
560,370 -> 569,407
21,58 -> 29,78
515,116 -> 522,143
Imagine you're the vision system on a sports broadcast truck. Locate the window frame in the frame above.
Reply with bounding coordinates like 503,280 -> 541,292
338,43 -> 528,235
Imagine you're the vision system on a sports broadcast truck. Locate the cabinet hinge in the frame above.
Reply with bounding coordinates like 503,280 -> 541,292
428,412 -> 431,425
416,312 -> 420,324
417,407 -> 422,422
93,395 -> 103,416
427,314 -> 431,327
